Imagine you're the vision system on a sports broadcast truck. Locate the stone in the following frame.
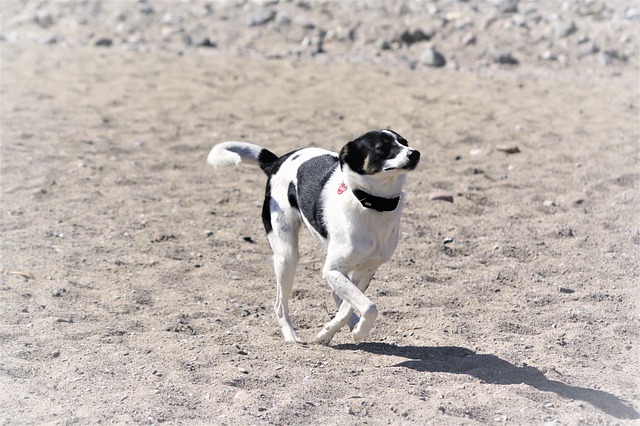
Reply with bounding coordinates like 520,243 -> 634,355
420,45 -> 446,67
249,8 -> 276,27
555,21 -> 577,38
486,48 -> 518,65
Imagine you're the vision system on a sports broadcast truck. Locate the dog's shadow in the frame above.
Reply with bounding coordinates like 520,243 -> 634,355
335,343 -> 639,420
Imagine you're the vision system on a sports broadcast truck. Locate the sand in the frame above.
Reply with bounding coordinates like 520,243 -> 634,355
1,1 -> 639,424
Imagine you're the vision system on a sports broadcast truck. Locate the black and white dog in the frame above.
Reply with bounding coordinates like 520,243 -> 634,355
207,129 -> 420,344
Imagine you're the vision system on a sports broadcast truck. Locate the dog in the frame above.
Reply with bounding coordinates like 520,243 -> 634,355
207,129 -> 420,344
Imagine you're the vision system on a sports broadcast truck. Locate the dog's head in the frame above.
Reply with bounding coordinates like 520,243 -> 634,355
339,129 -> 420,176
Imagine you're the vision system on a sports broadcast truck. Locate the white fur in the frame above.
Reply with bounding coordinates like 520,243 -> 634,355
207,141 -> 264,168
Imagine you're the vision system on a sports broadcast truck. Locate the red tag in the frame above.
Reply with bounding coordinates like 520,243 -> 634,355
337,183 -> 348,194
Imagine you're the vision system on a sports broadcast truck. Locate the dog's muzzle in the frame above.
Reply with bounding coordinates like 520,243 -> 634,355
406,149 -> 420,169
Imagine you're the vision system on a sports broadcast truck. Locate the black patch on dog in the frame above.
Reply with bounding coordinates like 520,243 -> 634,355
340,130 -> 410,175
258,149 -> 279,174
262,149 -> 301,177
287,182 -> 299,210
296,154 -> 338,239
339,141 -> 365,174
262,179 -> 274,234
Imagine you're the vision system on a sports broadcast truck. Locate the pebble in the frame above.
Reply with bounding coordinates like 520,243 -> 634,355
555,21 -> 577,38
195,37 -> 217,48
95,38 -> 113,47
559,287 -> 575,294
462,32 -> 476,46
486,48 -> 519,65
443,237 -> 454,245
496,145 -> 520,154
249,8 -> 277,27
397,28 -> 435,46
420,45 -> 446,68
429,191 -> 454,203
238,367 -> 249,374
494,0 -> 519,14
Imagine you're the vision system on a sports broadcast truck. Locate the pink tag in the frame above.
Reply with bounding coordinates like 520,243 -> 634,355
337,183 -> 347,194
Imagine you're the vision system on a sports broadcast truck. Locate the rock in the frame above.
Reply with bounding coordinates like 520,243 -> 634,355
249,8 -> 276,27
398,28 -> 435,45
543,200 -> 556,207
430,191 -> 454,203
35,10 -> 54,28
462,32 -> 476,46
559,287 -> 575,294
138,2 -> 155,15
376,38 -> 392,51
420,45 -> 446,68
95,38 -> 113,47
555,21 -> 577,38
494,0 -> 519,14
52,350 -> 60,358
38,35 -> 58,45
486,48 -> 518,65
443,237 -> 454,245
195,37 -> 217,48
496,145 -> 520,154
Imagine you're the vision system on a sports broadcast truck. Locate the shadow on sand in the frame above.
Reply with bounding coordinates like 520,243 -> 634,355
336,343 -> 639,420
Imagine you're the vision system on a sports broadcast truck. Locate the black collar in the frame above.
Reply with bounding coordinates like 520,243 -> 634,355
352,188 -> 401,212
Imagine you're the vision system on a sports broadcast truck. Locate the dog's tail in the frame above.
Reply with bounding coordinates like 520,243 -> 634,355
207,141 -> 278,175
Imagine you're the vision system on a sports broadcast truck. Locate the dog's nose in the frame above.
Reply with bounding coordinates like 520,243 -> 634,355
409,150 -> 420,163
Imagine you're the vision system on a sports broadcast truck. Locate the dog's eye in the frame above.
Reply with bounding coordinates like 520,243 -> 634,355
375,144 -> 391,156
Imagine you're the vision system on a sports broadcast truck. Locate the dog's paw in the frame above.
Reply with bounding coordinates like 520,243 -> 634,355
282,328 -> 306,344
315,327 -> 335,346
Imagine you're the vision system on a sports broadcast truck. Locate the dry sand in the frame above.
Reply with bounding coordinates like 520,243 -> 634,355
1,1 -> 639,424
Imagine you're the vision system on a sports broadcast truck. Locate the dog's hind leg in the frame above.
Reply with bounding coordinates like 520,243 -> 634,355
268,210 -> 304,343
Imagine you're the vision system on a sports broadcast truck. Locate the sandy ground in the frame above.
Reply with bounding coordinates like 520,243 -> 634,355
1,1 -> 640,425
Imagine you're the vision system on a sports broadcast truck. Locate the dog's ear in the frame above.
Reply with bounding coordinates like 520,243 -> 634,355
340,140 -> 365,174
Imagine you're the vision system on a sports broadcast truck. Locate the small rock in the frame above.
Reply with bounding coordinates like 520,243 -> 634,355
238,367 -> 249,374
496,145 -> 520,154
138,2 -> 155,15
543,200 -> 556,207
249,8 -> 276,27
486,48 -> 518,65
38,35 -> 57,45
95,38 -> 113,47
398,28 -> 434,45
494,0 -> 519,14
52,351 -> 60,358
195,37 -> 217,48
35,10 -> 54,28
443,237 -> 454,245
430,191 -> 454,203
462,32 -> 476,46
555,21 -> 577,38
559,287 -> 575,294
420,45 -> 446,68
376,38 -> 392,51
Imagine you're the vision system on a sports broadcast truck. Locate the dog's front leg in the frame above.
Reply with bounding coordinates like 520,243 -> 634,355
320,270 -> 378,344
330,270 -> 376,332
